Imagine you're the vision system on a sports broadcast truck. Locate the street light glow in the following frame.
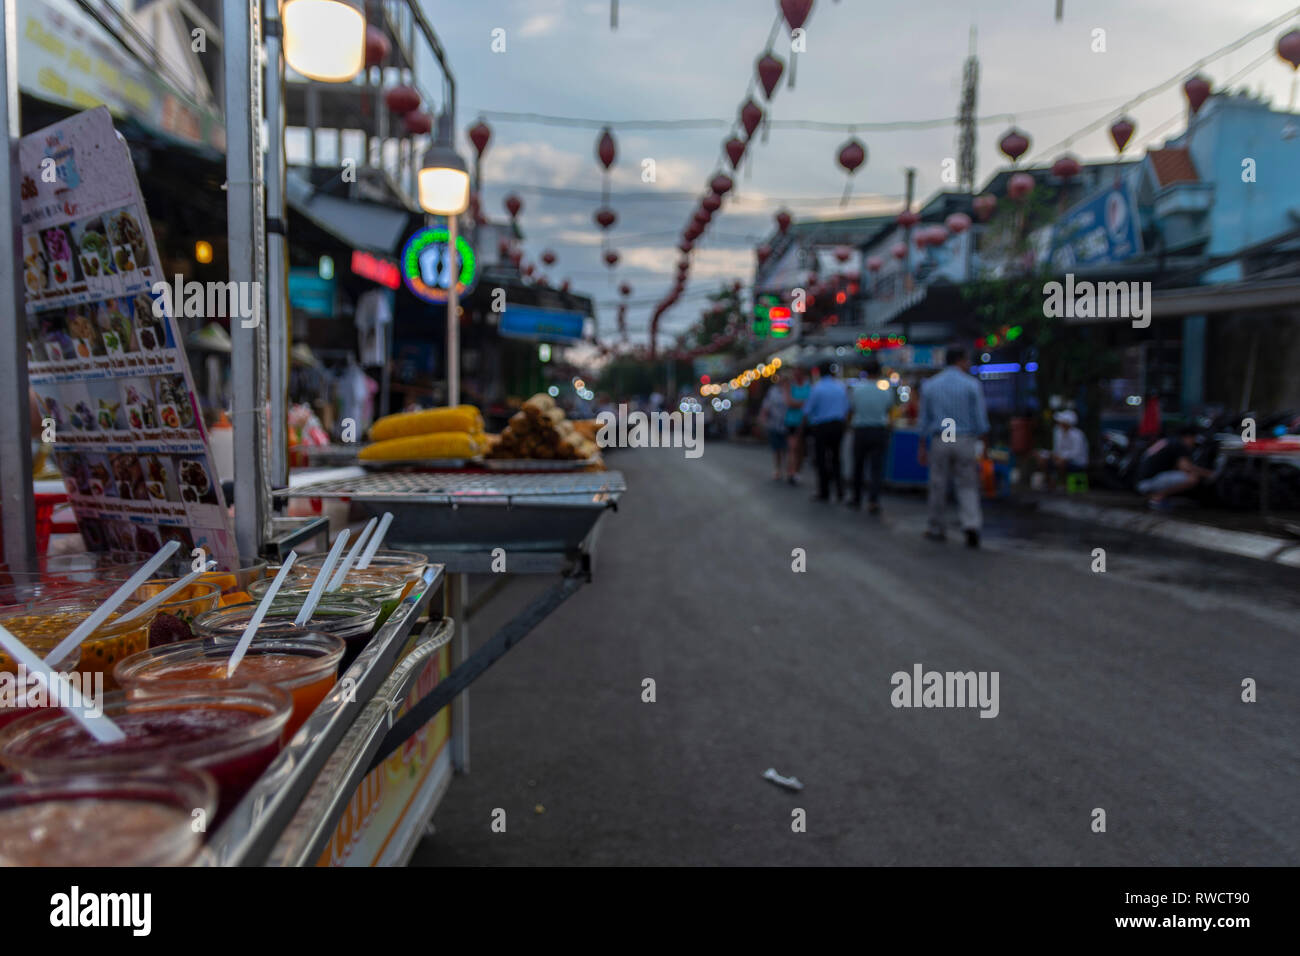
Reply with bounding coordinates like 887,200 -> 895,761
282,0 -> 365,82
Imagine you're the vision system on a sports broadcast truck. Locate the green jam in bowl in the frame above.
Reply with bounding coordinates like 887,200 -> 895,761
252,568 -> 408,627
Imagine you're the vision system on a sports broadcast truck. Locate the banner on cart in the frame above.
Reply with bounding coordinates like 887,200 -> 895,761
19,107 -> 238,567
318,642 -> 451,867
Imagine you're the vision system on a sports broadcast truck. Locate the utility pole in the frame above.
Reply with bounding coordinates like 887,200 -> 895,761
958,26 -> 978,193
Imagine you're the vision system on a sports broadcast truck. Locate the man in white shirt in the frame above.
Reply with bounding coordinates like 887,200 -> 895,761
1044,409 -> 1087,489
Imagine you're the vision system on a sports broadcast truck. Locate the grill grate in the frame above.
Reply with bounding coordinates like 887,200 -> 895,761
275,470 -> 627,504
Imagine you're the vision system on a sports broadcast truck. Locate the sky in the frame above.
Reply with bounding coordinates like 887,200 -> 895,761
417,0 -> 1300,347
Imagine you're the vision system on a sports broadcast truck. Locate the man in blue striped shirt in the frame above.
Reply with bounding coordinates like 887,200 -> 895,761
918,346 -> 990,547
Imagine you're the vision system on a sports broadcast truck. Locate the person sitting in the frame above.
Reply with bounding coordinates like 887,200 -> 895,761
1039,409 -> 1088,490
1135,425 -> 1215,510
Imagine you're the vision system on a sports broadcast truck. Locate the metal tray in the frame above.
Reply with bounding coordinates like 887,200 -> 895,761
480,456 -> 602,472
275,471 -> 626,553
360,457 -> 478,471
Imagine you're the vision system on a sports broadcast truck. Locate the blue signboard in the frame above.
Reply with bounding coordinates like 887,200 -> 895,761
498,305 -> 586,344
288,268 -> 335,317
1048,184 -> 1143,270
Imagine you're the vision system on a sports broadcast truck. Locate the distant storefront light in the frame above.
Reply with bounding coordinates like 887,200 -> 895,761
318,255 -> 334,280
538,343 -> 552,362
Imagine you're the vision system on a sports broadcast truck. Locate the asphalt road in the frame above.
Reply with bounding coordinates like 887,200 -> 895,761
412,440 -> 1300,866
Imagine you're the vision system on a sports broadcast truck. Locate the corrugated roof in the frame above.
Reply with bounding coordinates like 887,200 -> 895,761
1148,147 -> 1199,186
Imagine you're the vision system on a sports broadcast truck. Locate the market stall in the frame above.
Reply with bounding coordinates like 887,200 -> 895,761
0,103 -> 624,870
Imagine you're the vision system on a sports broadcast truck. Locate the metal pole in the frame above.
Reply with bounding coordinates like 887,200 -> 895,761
0,0 -> 35,570
264,0 -> 289,489
446,572 -> 469,772
446,213 -> 459,405
224,0 -> 268,557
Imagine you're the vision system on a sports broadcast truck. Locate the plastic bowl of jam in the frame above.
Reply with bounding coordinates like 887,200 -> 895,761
194,594 -> 381,674
0,681 -> 291,821
108,554 -> 269,608
0,766 -> 216,866
115,633 -> 344,738
0,600 -> 149,690
251,566 -> 408,627
298,549 -> 427,596
0,634 -> 81,737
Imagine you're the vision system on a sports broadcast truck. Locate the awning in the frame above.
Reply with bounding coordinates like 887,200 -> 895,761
285,171 -> 414,256
1152,277 -> 1300,316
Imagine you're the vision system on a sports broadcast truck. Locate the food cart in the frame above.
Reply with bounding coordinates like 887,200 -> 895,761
0,5 -> 626,865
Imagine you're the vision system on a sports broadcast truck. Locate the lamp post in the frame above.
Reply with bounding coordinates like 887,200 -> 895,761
281,0 -> 366,82
418,113 -> 470,405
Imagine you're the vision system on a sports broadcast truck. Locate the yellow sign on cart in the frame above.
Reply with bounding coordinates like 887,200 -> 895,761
318,643 -> 451,867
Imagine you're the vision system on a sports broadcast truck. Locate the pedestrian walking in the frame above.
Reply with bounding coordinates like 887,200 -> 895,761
917,346 -> 990,547
759,374 -> 790,480
848,359 -> 896,514
785,367 -> 811,484
803,361 -> 850,503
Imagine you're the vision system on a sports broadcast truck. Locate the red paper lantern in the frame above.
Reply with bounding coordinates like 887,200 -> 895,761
756,244 -> 772,264
541,250 -> 556,266
685,225 -> 701,242
561,279 -> 570,292
523,263 -> 534,277
896,210 -> 920,228
1109,117 -> 1135,154
945,212 -> 971,235
998,128 -> 1030,162
776,209 -> 792,234
928,225 -> 949,246
403,111 -> 431,135
594,207 -> 617,230
679,240 -> 694,254
1184,75 -> 1211,114
498,239 -> 510,257
710,174 -> 734,196
604,250 -> 619,267
756,53 -> 784,99
1280,30 -> 1300,70
837,138 -> 866,174
620,283 -> 632,296
596,127 -> 617,170
504,194 -> 522,218
740,99 -> 763,138
834,245 -> 851,263
972,195 -> 997,221
384,85 -> 420,115
1007,172 -> 1035,201
365,26 -> 390,68
510,249 -> 522,266
725,137 -> 746,170
891,242 -> 907,260
468,120 -> 491,157
781,0 -> 813,30
702,194 -> 721,213
1051,154 -> 1081,179
867,256 -> 884,272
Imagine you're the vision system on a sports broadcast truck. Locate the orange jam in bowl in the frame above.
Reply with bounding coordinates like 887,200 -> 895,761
0,600 -> 148,690
115,633 -> 344,738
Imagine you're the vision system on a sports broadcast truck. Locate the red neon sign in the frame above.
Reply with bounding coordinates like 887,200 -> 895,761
351,250 -> 401,289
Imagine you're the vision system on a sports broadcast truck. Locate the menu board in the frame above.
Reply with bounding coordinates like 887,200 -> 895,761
19,107 -> 238,567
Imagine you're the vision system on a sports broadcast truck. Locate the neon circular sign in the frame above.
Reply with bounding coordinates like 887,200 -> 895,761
401,227 -> 477,303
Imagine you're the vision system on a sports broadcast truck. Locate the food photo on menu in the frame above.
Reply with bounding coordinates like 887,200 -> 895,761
122,380 -> 159,431
141,453 -> 179,503
84,381 -> 127,433
106,205 -> 148,275
70,216 -> 117,282
39,223 -> 78,290
64,307 -> 106,360
132,290 -> 168,351
176,455 -> 219,506
95,297 -> 138,355
35,309 -> 74,362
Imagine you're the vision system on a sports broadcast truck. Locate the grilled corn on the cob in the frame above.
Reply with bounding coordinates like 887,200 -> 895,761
369,405 -> 484,442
